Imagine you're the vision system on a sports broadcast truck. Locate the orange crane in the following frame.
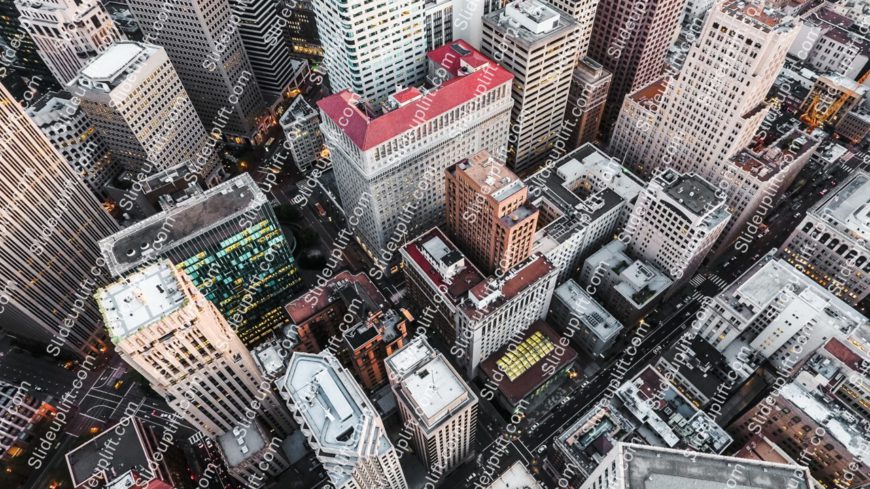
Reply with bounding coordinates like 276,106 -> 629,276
800,70 -> 870,131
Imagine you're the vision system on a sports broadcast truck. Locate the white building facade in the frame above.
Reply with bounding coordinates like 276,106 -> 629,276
15,0 -> 124,85
481,0 -> 580,172
313,0 -> 427,104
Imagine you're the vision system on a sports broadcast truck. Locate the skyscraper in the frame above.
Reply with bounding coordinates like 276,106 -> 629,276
424,0 -> 454,51
445,150 -> 538,274
99,174 -> 303,347
0,2 -> 59,102
609,2 -> 799,181
71,42 -> 222,184
26,91 -> 120,199
623,169 -> 730,282
14,0 -> 124,86
313,0 -> 427,104
385,337 -> 478,478
587,0 -> 684,139
0,83 -> 118,358
279,96 -> 322,173
96,261 -> 294,437
482,0 -> 580,172
230,0 -> 297,101
319,40 -> 513,255
127,0 -> 265,140
565,57 -> 612,147
279,351 -> 408,489
547,0 -> 599,58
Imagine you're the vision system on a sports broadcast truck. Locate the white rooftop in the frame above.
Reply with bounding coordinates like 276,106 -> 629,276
486,461 -> 542,489
554,280 -> 622,341
813,171 -> 870,240
218,423 -> 267,467
81,42 -> 146,81
385,337 -> 475,428
96,261 -> 185,342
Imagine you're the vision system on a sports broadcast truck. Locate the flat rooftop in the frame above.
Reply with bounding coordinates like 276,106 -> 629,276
620,443 -> 812,489
485,0 -> 578,46
554,280 -> 622,341
218,423 -> 267,468
66,417 -> 155,488
402,227 -> 485,304
282,353 -> 390,469
464,254 -> 553,315
286,270 -> 385,325
99,174 -> 266,276
660,171 -> 725,217
486,461 -> 542,489
386,338 -> 474,428
721,0 -> 797,31
96,261 -> 185,343
811,171 -> 870,240
731,129 -> 818,183
587,240 -> 672,308
451,150 -> 524,203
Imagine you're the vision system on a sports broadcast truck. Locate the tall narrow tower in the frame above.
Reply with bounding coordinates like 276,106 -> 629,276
482,0 -> 580,172
96,261 -> 293,437
0,83 -> 118,358
15,0 -> 124,86
587,0 -> 684,139
230,0 -> 298,101
313,0 -> 427,104
126,0 -> 265,140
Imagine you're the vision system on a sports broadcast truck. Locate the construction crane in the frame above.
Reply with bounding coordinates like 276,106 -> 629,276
800,70 -> 870,131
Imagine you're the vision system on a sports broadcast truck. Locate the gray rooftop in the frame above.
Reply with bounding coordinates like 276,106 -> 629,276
619,443 -> 812,489
811,170 -> 870,241
95,260 -> 185,343
385,337 -> 476,429
660,171 -> 725,217
73,42 -> 159,91
554,280 -> 622,341
218,423 -> 268,468
99,173 -> 267,277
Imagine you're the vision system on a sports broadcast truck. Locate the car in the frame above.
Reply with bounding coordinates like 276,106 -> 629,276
314,202 -> 327,218
795,212 -> 802,218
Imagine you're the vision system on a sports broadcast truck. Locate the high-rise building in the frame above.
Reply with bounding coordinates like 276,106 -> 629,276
623,169 -> 730,282
780,171 -> 870,306
385,337 -> 478,478
445,150 -> 538,274
609,2 -> 799,181
565,57 -> 612,147
578,442 -> 814,489
716,128 -> 819,254
0,83 -> 118,358
279,96 -> 322,173
313,0 -> 426,104
547,0 -> 598,58
284,0 -> 322,58
71,42 -> 222,184
525,143 -> 645,283
99,174 -> 303,347
451,0 -> 504,48
0,2 -> 58,102
698,253 -> 867,380
345,308 -> 411,391
14,0 -> 124,86
424,0 -> 454,51
96,261 -> 294,437
587,0 -> 684,139
26,91 -> 120,199
549,279 -> 622,357
230,0 -> 297,101
217,421 -> 291,486
279,351 -> 408,489
482,0 -> 580,172
0,381 -> 53,461
319,40 -> 513,254
127,0 -> 265,139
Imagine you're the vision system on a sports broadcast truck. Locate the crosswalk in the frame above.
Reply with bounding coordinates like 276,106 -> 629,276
706,273 -> 729,288
689,274 -> 705,287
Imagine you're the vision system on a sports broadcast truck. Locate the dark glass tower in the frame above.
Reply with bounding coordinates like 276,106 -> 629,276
99,174 -> 304,346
